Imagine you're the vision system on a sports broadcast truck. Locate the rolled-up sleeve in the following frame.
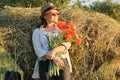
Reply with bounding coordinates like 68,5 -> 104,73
32,29 -> 47,58
61,42 -> 71,50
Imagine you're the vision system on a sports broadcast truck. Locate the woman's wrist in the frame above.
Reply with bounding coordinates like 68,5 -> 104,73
52,48 -> 57,54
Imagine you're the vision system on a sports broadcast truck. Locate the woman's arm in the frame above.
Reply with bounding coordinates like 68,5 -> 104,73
32,29 -> 48,58
46,45 -> 66,59
46,42 -> 71,67
46,42 -> 71,59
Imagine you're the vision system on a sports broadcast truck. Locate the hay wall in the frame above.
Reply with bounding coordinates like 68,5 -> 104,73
0,6 -> 120,80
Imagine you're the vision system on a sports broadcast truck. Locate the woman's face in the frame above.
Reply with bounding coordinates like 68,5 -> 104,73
44,10 -> 60,23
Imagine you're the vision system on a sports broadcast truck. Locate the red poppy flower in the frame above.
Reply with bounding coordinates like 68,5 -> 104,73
75,37 -> 82,44
65,34 -> 73,40
56,21 -> 66,30
63,29 -> 76,38
66,23 -> 75,29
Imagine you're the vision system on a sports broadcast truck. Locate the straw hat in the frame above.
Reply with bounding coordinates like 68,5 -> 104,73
41,2 -> 60,14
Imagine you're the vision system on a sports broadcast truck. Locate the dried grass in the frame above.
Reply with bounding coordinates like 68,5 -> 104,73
0,6 -> 120,80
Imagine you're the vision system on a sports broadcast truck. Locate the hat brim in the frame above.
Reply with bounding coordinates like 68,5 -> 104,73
53,7 -> 60,11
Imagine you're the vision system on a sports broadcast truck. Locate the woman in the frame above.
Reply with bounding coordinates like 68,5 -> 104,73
32,2 -> 72,80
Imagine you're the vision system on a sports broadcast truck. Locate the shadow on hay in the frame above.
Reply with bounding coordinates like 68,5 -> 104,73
4,71 -> 21,80
0,27 -> 37,80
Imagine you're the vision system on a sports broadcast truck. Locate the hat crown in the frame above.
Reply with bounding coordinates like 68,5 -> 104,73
41,2 -> 55,14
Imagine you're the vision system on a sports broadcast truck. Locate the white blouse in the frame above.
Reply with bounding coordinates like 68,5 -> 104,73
32,28 -> 72,78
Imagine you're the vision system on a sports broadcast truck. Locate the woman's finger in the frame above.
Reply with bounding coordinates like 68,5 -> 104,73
56,58 -> 64,67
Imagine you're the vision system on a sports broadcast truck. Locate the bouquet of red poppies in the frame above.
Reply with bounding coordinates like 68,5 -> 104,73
47,21 -> 82,77
56,21 -> 82,43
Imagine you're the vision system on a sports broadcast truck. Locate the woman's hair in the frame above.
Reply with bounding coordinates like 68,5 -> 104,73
37,14 -> 47,28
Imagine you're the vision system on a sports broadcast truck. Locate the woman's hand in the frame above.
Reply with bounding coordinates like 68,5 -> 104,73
46,50 -> 56,60
52,57 -> 64,67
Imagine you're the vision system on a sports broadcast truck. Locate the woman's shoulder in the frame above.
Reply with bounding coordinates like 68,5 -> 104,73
33,27 -> 43,34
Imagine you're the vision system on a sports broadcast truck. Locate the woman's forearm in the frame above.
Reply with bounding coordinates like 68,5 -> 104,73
45,45 -> 66,60
53,45 -> 66,54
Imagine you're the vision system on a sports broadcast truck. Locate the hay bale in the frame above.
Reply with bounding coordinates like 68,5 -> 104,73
0,6 -> 120,80
0,6 -> 39,79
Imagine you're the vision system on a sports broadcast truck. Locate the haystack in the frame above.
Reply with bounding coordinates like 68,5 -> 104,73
0,6 -> 120,80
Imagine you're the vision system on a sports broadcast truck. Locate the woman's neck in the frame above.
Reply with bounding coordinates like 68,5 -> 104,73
47,21 -> 57,28
42,22 -> 57,32
47,23 -> 54,28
